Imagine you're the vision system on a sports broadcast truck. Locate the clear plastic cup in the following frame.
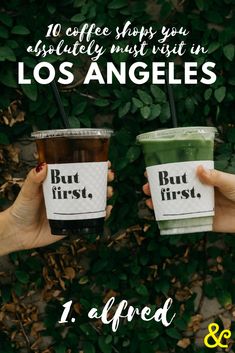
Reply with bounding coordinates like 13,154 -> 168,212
31,128 -> 113,236
137,127 -> 217,235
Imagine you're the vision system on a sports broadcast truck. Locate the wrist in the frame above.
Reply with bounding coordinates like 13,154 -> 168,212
0,208 -> 20,256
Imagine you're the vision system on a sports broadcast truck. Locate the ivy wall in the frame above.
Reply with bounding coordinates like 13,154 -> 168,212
0,0 -> 235,352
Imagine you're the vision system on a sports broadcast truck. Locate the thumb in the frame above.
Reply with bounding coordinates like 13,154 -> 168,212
197,165 -> 235,192
19,163 -> 47,201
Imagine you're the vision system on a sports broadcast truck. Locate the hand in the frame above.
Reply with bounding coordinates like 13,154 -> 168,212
1,163 -> 114,255
197,166 -> 235,233
143,167 -> 235,233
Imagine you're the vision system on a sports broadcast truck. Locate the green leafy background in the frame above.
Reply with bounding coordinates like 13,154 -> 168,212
0,0 -> 235,352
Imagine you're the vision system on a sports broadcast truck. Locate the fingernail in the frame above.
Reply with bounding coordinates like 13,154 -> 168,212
36,162 -> 46,173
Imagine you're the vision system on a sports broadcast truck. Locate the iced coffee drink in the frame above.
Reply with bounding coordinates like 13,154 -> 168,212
32,128 -> 113,236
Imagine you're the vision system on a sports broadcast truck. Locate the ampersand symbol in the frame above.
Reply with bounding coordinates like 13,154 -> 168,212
204,323 -> 231,349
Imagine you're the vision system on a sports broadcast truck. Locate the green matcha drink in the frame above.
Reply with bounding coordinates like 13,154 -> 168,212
137,127 -> 217,235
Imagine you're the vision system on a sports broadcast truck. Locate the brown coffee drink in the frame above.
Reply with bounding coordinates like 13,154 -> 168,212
32,129 -> 113,236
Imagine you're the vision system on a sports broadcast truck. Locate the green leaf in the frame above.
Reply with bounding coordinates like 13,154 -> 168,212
204,282 -> 217,297
0,26 -> 9,39
204,104 -> 210,116
150,85 -> 166,102
159,246 -> 171,257
22,56 -> 37,68
21,81 -> 38,101
174,318 -> 187,330
158,279 -> 170,295
92,259 -> 108,273
98,88 -> 111,97
80,3 -> 90,16
115,157 -> 128,171
7,40 -> 19,49
0,70 -> 17,88
218,290 -> 232,307
137,89 -> 153,104
159,103 -> 170,122
185,97 -> 195,115
0,46 -> 16,61
126,145 -> 141,162
79,115 -> 91,127
42,54 -> 58,63
132,97 -> 143,108
0,132 -> 9,145
223,44 -> 235,61
74,0 -> 86,7
111,99 -> 121,110
54,344 -> 67,353
47,4 -> 56,14
195,0 -> 204,10
79,275 -> 89,284
140,106 -> 151,119
148,104 -> 161,120
0,13 -> 13,27
226,128 -> 235,143
94,99 -> 109,107
136,284 -> 148,296
108,0 -> 127,9
208,42 -> 220,54
122,340 -> 130,347
80,323 -> 94,336
160,2 -> 172,18
71,14 -> 86,22
98,336 -> 112,353
115,130 -> 132,145
215,159 -> 229,171
73,101 -> 87,115
68,116 -> 81,128
228,77 -> 235,86
105,336 -> 112,344
204,88 -> 212,101
214,86 -> 226,103
118,102 -> 131,118
166,328 -> 181,339
11,25 -> 30,35
15,270 -> 30,284
205,11 -> 223,24
83,342 -> 95,353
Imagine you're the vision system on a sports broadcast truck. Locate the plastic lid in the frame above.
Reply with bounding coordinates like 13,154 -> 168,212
31,128 -> 114,139
137,126 -> 217,142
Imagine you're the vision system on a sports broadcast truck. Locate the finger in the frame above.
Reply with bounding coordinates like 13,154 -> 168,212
143,182 -> 151,196
146,198 -> 153,209
144,171 -> 148,178
197,165 -> 235,191
105,205 -> 113,220
107,186 -> 113,198
108,169 -> 115,182
108,160 -> 111,169
20,163 -> 47,201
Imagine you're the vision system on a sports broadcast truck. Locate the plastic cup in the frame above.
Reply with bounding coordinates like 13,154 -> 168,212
137,127 -> 217,235
31,128 -> 113,236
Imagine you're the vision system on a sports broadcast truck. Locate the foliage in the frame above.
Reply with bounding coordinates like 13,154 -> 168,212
0,0 -> 235,352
